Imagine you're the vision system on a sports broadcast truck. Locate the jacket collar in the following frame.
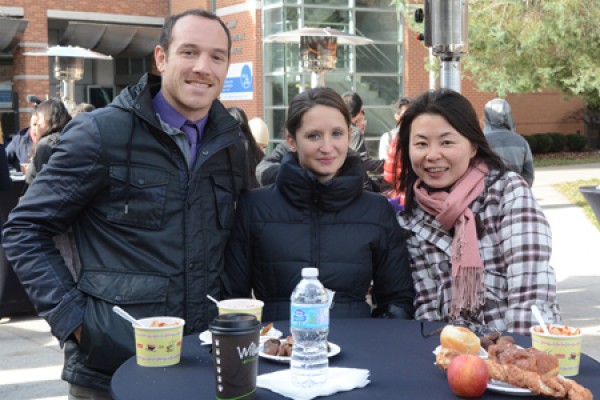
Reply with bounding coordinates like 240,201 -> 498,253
110,73 -> 240,142
276,152 -> 364,212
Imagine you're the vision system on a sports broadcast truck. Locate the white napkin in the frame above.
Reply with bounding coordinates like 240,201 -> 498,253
257,367 -> 370,400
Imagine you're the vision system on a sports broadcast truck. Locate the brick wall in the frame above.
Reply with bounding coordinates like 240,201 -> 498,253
170,0 -> 211,14
4,0 -> 167,128
7,1 -> 583,136
218,1 -> 264,120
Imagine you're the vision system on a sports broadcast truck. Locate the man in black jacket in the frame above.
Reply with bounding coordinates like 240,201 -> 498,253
4,113 -> 35,171
342,92 -> 384,175
2,9 -> 247,399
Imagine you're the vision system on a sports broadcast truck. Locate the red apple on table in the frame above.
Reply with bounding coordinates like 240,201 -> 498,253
447,355 -> 489,398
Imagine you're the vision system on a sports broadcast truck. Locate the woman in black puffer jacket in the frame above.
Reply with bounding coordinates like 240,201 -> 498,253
224,87 -> 414,321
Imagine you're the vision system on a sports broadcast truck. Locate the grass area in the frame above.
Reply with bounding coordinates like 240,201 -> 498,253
553,179 -> 600,231
533,152 -> 600,168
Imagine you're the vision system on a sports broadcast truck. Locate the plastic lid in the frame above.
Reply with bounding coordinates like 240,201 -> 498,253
302,267 -> 318,277
209,313 -> 259,334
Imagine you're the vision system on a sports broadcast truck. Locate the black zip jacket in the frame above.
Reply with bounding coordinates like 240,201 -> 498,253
2,73 -> 248,390
225,153 -> 414,321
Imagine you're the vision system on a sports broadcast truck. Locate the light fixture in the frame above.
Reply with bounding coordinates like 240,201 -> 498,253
265,27 -> 373,88
24,46 -> 112,112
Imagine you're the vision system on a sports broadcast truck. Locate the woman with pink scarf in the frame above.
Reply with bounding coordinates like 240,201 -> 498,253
394,89 -> 560,335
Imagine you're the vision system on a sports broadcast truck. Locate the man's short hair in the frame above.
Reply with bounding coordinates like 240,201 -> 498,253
159,9 -> 231,58
342,92 -> 363,119
391,97 -> 411,114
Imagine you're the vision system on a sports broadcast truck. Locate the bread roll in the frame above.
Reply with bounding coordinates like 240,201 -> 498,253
440,325 -> 481,355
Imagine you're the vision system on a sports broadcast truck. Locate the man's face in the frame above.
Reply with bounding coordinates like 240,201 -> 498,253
35,112 -> 49,140
29,115 -> 39,143
353,108 -> 367,134
155,15 -> 230,121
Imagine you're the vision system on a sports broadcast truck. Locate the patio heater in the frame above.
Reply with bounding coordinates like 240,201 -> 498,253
265,27 -> 373,88
23,46 -> 112,112
425,0 -> 468,92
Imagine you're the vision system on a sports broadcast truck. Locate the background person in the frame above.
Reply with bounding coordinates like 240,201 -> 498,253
483,98 -> 534,187
25,98 -> 72,184
2,9 -> 248,399
5,113 -> 36,172
394,88 -> 559,335
0,140 -> 10,191
248,117 -> 270,151
71,102 -> 96,117
381,98 -> 412,204
228,107 -> 264,189
225,87 -> 414,321
379,97 -> 411,160
342,91 -> 384,175
255,141 -> 289,187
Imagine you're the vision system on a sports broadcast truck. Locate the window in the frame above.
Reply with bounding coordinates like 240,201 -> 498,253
262,2 -> 405,140
87,86 -> 115,108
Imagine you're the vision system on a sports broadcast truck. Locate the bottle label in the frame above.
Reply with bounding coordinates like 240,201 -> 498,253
290,304 -> 329,329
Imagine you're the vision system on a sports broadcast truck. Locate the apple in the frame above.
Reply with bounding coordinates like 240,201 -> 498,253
447,355 -> 489,398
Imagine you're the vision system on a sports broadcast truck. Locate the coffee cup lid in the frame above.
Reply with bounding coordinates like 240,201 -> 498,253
209,313 -> 260,334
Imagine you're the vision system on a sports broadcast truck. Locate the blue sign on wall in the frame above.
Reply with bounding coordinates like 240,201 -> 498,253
221,62 -> 253,101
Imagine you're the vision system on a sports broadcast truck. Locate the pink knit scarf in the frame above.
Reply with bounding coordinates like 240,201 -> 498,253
413,162 -> 489,318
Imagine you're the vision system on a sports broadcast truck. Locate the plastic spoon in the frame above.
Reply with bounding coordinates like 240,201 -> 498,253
112,305 -> 144,327
206,294 -> 220,306
531,305 -> 551,335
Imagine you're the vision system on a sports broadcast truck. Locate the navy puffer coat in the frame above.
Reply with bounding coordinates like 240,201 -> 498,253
225,152 -> 414,322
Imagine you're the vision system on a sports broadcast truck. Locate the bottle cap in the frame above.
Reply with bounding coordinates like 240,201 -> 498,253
302,267 -> 318,277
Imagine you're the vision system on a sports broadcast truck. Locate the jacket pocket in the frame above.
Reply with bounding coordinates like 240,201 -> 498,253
77,270 -> 169,373
107,165 -> 169,230
211,175 -> 238,230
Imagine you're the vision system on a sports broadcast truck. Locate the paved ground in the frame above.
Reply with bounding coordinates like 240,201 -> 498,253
0,163 -> 599,400
530,163 -> 600,364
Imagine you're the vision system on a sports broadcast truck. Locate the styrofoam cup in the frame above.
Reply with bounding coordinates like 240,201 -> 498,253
530,325 -> 583,376
218,299 -> 264,323
134,316 -> 185,367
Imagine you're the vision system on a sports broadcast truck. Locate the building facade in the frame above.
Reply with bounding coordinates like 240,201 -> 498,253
1,1 -> 585,148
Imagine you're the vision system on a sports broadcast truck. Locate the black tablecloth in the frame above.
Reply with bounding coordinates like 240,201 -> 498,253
0,178 -> 34,318
111,319 -> 600,399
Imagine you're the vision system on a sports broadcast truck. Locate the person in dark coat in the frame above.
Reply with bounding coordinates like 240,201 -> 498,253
25,98 -> 72,184
483,98 -> 534,187
2,9 -> 248,398
0,143 -> 10,191
342,91 -> 384,175
225,87 -> 414,322
255,141 -> 290,186
4,113 -> 36,171
227,106 -> 264,189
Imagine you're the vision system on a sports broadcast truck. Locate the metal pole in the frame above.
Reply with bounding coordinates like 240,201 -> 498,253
429,0 -> 467,93
61,80 -> 76,112
310,71 -> 326,88
428,48 -> 436,90
439,58 -> 461,93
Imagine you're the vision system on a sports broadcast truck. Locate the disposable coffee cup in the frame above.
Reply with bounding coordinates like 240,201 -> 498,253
134,316 -> 185,367
210,313 -> 260,400
218,299 -> 264,323
530,325 -> 583,376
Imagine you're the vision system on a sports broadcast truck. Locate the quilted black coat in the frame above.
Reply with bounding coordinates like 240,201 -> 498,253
225,152 -> 414,322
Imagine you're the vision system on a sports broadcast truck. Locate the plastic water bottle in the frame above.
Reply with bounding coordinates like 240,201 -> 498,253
290,267 -> 329,387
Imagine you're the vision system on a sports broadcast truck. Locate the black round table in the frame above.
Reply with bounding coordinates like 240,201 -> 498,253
111,319 -> 600,399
